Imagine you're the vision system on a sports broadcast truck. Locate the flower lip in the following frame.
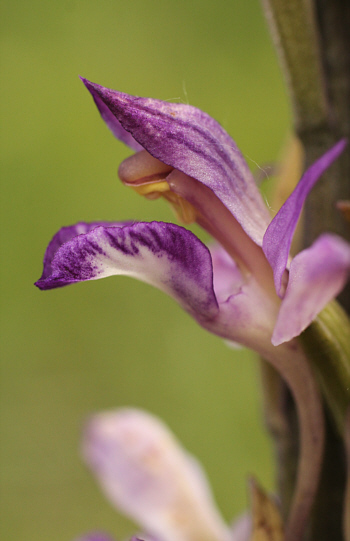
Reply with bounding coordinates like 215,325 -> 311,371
35,221 -> 219,320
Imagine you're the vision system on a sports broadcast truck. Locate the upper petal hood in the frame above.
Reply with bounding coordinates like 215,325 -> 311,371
35,221 -> 219,320
81,78 -> 271,246
82,80 -> 143,152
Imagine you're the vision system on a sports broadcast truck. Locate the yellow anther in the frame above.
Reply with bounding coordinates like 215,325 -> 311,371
130,180 -> 197,223
163,191 -> 198,224
130,181 -> 170,198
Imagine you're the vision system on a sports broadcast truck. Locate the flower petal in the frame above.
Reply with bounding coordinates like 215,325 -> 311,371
263,140 -> 347,295
81,78 -> 271,245
35,221 -> 218,319
83,409 -> 231,541
272,234 -> 350,345
39,221 -> 130,281
81,77 -> 143,151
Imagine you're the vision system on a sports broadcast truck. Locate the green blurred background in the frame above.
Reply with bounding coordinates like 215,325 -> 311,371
1,0 -> 290,539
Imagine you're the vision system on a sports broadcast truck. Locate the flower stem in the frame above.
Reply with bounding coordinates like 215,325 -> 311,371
260,0 -> 329,132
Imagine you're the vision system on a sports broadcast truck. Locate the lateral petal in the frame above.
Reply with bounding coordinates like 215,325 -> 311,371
272,234 -> 350,345
83,409 -> 231,541
263,140 -> 347,295
81,78 -> 271,245
35,221 -> 218,319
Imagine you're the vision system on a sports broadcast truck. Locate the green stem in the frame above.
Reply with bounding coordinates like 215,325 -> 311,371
260,0 -> 329,131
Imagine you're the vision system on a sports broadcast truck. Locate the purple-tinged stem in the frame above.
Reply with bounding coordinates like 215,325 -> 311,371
259,342 -> 325,541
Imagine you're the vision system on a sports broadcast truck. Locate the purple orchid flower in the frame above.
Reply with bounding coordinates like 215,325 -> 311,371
35,79 -> 350,540
35,79 -> 350,350
76,408 -> 251,541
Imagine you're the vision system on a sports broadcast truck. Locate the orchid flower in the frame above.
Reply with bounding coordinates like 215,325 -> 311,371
76,408 -> 252,541
35,79 -> 350,349
35,79 -> 350,540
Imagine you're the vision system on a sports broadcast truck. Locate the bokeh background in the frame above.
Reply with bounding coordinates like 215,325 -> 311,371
1,1 -> 290,539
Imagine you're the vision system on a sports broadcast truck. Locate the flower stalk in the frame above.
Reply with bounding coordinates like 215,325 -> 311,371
253,342 -> 324,541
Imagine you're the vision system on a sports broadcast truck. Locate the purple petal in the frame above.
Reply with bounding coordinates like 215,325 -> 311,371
81,77 -> 143,152
272,234 -> 350,345
263,140 -> 347,295
81,78 -> 271,245
35,221 -> 218,319
39,221 -> 130,281
83,409 -> 231,541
